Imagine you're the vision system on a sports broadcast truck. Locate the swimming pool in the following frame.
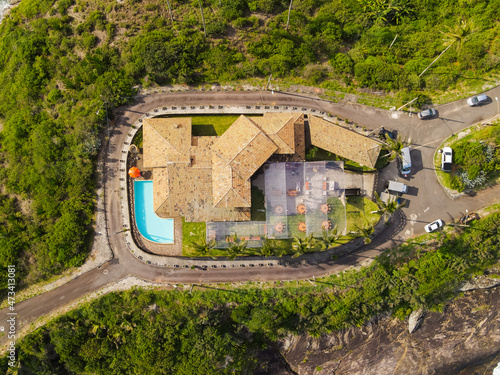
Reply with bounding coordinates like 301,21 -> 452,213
134,180 -> 174,243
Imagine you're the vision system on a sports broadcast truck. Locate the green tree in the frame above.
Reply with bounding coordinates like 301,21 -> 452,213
373,192 -> 405,221
292,234 -> 317,257
317,226 -> 341,250
381,133 -> 410,161
419,19 -> 474,77
190,237 -> 216,259
351,223 -> 375,244
257,236 -> 281,257
226,234 -> 248,260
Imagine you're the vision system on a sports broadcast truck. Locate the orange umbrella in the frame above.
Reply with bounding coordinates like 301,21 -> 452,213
128,167 -> 141,178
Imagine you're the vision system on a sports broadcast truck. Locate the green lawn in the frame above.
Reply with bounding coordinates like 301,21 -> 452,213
190,115 -> 240,136
345,196 -> 380,233
182,219 -> 206,256
327,197 -> 347,231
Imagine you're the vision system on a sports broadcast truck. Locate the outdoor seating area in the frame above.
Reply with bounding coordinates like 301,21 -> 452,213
206,161 -> 347,247
264,161 -> 347,239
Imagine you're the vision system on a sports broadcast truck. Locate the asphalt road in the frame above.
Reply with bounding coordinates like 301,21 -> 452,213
2,88 -> 500,348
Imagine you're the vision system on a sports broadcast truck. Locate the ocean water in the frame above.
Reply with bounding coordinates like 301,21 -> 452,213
0,0 -> 10,21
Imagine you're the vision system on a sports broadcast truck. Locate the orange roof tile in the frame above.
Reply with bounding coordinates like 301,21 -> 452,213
212,153 -> 251,208
142,118 -> 191,167
250,112 -> 302,154
309,116 -> 382,169
211,115 -> 277,180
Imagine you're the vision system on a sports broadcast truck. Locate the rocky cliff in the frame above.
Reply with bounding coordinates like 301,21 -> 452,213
255,285 -> 500,375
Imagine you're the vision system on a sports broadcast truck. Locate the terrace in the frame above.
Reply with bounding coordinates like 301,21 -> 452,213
206,161 -> 347,248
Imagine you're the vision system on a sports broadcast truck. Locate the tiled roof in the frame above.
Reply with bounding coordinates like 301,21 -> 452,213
309,116 -> 382,169
190,136 -> 216,169
152,167 -> 170,214
212,153 -> 251,208
250,112 -> 301,154
211,115 -> 277,180
142,118 -> 191,167
154,163 -> 251,222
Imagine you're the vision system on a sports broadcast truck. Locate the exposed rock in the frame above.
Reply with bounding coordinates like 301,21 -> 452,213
277,287 -> 500,375
408,308 -> 425,333
460,276 -> 500,291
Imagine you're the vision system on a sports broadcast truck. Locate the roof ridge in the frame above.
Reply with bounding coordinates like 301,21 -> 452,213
155,194 -> 170,214
226,118 -> 266,164
231,172 -> 251,206
213,188 -> 231,207
146,119 -> 182,156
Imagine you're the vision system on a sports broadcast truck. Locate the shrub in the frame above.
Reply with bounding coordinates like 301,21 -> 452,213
47,88 -> 62,103
449,175 -> 464,191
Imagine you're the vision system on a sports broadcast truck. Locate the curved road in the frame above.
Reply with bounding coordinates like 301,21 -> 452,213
2,88 -> 500,348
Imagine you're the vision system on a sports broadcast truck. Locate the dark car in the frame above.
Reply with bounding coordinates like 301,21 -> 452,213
378,127 -> 396,140
418,108 -> 437,120
459,213 -> 479,225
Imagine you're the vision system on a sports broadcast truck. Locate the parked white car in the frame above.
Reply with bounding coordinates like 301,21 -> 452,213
424,219 -> 444,233
441,147 -> 452,172
467,94 -> 488,107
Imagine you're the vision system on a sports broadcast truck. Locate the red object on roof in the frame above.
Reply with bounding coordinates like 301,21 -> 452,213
128,167 -> 141,178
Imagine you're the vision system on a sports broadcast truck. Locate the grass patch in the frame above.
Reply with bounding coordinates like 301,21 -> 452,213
182,219 -> 206,256
328,197 -> 347,231
345,196 -> 380,232
191,115 -> 240,136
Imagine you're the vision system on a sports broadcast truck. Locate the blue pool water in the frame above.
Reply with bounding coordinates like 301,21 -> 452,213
134,180 -> 174,243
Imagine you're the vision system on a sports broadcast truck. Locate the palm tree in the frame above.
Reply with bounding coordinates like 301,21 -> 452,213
226,234 -> 247,260
382,134 -> 410,161
373,192 -> 405,221
292,234 -> 317,258
419,19 -> 474,77
318,226 -> 341,250
258,236 -> 281,257
285,0 -> 293,30
190,237 -> 216,259
165,0 -> 174,23
198,0 -> 207,36
351,224 -> 375,244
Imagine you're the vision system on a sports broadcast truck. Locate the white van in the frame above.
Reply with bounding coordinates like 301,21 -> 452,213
400,147 -> 411,176
388,180 -> 408,194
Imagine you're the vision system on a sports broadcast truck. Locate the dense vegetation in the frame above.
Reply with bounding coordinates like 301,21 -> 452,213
437,120 -> 500,191
1,0 -> 500,295
4,210 -> 500,373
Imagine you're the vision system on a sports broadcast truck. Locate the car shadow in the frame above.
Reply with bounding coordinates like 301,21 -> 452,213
406,186 -> 419,196
398,148 -> 422,179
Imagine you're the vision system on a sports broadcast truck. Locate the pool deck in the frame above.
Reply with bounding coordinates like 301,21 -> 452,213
128,153 -> 183,256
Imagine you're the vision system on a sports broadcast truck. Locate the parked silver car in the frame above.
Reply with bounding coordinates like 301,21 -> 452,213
467,94 -> 488,107
417,108 -> 437,119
